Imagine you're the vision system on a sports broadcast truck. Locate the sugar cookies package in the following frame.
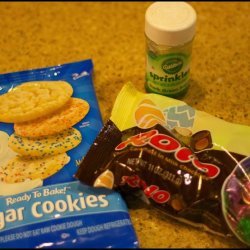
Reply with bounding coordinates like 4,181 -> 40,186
76,82 -> 250,246
0,61 -> 138,248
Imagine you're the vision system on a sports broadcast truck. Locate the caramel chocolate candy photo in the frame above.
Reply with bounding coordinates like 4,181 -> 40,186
190,130 -> 213,152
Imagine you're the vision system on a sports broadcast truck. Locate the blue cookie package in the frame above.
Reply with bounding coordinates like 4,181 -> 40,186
0,59 -> 139,248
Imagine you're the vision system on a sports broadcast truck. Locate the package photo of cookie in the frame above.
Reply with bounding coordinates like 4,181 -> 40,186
0,81 -> 73,123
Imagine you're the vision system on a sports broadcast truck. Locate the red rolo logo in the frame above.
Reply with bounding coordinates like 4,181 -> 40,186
116,129 -> 220,179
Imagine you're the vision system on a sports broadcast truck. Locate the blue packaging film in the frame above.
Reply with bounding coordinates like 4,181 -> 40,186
0,59 -> 139,248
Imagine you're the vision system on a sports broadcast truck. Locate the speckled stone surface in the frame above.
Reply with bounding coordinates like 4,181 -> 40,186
0,2 -> 249,248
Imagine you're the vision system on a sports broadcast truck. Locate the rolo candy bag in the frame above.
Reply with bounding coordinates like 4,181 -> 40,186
76,82 -> 250,246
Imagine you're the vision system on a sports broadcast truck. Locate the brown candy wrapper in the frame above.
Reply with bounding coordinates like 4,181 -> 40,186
76,83 -> 250,245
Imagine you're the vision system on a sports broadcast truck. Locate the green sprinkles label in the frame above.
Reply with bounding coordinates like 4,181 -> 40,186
145,52 -> 191,97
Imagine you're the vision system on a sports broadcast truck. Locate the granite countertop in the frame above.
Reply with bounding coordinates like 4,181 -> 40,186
0,2 -> 249,248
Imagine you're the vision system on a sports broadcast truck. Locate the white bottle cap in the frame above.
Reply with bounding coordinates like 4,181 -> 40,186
145,2 -> 197,46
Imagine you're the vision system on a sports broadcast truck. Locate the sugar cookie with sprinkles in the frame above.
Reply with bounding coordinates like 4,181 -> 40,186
0,153 -> 70,183
8,128 -> 82,157
0,80 -> 73,123
14,98 -> 90,137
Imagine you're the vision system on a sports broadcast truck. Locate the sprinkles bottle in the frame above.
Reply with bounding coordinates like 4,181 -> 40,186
145,2 -> 197,98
